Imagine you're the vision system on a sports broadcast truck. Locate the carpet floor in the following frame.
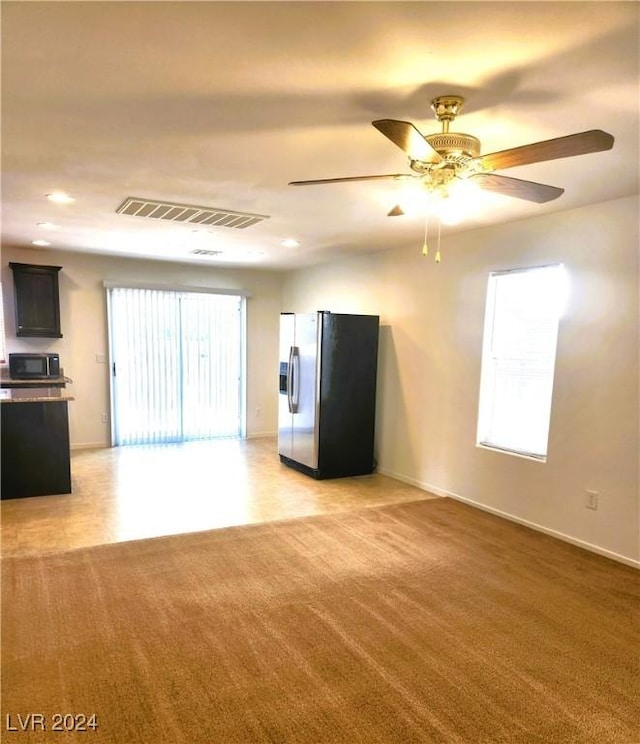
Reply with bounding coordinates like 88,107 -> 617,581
2,497 -> 638,743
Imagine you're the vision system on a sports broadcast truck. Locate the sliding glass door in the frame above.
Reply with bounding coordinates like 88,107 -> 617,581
107,287 -> 244,445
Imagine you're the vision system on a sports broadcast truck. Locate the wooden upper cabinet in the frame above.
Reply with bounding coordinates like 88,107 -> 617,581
9,262 -> 63,338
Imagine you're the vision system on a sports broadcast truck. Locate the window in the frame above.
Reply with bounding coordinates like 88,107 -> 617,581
476,264 -> 567,461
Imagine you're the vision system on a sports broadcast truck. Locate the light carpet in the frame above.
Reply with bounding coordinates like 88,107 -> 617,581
2,497 -> 638,743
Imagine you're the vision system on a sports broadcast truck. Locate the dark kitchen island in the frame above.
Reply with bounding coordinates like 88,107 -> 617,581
1,387 -> 74,499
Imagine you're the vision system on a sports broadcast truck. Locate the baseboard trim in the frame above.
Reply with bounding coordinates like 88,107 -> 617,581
71,434 -> 277,449
71,442 -> 110,451
377,467 -> 639,569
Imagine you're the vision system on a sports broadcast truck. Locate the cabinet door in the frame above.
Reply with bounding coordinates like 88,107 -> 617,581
1,401 -> 71,498
10,263 -> 63,338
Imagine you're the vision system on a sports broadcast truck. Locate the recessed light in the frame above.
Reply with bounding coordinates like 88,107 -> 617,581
281,238 -> 300,248
46,192 -> 75,204
37,222 -> 60,230
32,240 -> 51,246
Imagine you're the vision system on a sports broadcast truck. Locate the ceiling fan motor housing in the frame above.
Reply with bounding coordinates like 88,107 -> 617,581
426,95 -> 482,163
410,132 -> 482,178
425,132 -> 481,160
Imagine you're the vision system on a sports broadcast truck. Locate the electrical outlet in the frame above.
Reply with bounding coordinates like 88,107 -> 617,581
95,354 -> 106,364
586,490 -> 598,510
101,413 -> 109,424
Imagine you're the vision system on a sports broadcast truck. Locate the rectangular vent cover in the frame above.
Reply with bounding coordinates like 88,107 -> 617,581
191,249 -> 222,257
116,197 -> 269,230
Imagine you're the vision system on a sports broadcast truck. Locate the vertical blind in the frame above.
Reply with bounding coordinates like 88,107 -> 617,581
0,283 -> 6,363
476,265 -> 566,460
108,287 -> 244,445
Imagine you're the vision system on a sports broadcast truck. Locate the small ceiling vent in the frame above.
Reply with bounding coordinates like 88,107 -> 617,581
190,249 -> 222,257
116,197 -> 269,229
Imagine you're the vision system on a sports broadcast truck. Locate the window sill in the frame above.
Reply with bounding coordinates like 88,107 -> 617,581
476,443 -> 547,463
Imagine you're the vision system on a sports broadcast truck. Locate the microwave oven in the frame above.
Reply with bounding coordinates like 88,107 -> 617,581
8,353 -> 61,379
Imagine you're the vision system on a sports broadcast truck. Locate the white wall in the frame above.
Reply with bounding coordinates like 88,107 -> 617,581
1,248 -> 283,447
282,195 -> 639,565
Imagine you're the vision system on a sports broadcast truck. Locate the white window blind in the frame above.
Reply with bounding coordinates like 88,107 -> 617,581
108,287 -> 244,445
0,283 -> 6,364
476,264 -> 566,460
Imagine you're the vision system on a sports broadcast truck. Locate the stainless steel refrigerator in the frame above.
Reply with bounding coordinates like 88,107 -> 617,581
278,311 -> 379,479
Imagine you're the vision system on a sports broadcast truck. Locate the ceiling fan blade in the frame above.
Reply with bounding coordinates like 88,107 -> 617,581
470,173 -> 564,203
477,130 -> 614,171
372,119 -> 442,164
289,174 -> 412,186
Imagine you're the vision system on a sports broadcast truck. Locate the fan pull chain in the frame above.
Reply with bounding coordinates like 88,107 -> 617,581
421,214 -> 429,256
420,211 -> 443,263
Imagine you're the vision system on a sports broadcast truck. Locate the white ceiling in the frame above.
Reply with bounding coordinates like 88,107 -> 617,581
2,1 -> 638,270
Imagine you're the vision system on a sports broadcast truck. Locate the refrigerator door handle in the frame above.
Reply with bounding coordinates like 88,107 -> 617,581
288,346 -> 299,413
292,346 -> 300,413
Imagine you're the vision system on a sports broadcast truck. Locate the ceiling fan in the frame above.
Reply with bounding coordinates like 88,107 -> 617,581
289,95 -> 615,208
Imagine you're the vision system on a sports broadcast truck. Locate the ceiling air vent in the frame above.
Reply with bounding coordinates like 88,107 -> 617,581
116,197 -> 269,229
190,249 -> 222,257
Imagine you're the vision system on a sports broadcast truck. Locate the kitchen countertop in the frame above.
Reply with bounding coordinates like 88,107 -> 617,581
0,387 -> 75,404
0,370 -> 72,387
